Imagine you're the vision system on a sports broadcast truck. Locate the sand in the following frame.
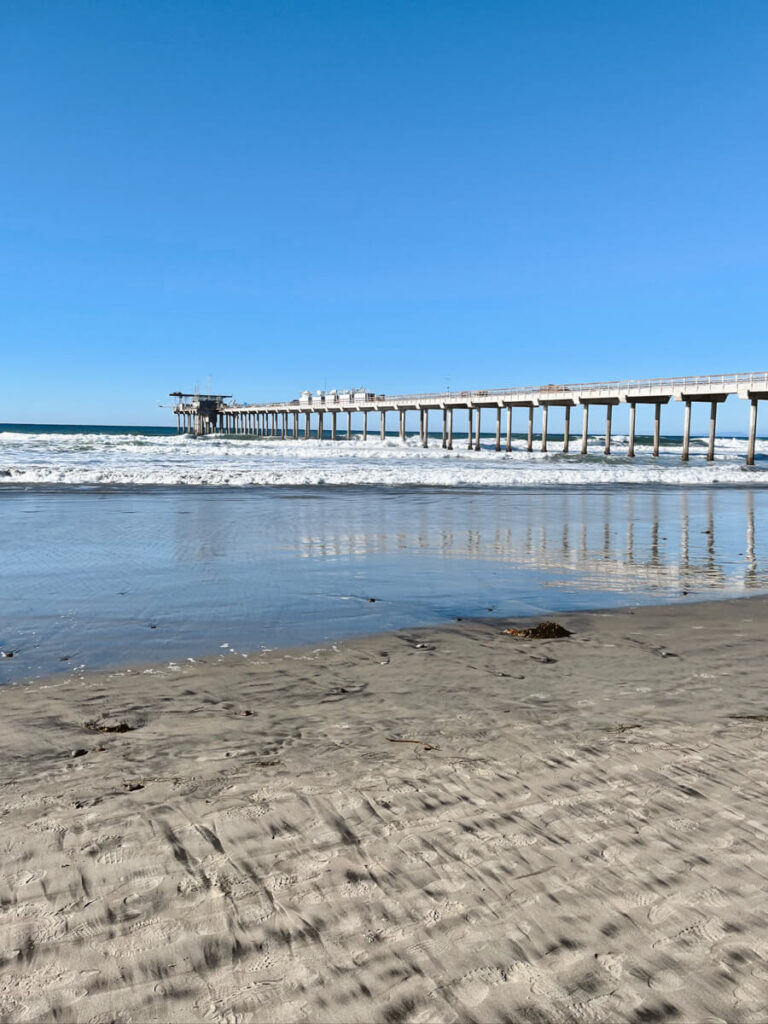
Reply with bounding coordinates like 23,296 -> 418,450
1,597 -> 768,1023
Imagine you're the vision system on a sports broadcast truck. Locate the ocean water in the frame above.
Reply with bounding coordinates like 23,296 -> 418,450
1,424 -> 767,684
0,423 -> 767,487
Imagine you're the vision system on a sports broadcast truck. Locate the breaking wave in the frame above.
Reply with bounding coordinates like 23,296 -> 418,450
0,428 -> 766,487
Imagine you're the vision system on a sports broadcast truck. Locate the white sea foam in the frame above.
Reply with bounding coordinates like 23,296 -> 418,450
0,430 -> 766,487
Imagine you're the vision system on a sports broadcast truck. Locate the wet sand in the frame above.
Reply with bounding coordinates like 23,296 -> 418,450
1,597 -> 768,1022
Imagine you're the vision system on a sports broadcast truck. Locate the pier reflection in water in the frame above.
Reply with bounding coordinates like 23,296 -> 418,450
291,487 -> 765,598
1,485 -> 766,683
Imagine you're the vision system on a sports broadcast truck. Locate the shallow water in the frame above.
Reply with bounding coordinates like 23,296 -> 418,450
1,484 -> 766,683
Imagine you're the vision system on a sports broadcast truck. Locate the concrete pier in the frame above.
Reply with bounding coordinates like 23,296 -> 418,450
171,372 -> 768,466
653,402 -> 661,458
748,399 -> 759,466
682,401 -> 692,462
628,402 -> 637,458
604,405 -> 613,455
563,406 -> 570,453
541,405 -> 548,453
581,405 -> 589,455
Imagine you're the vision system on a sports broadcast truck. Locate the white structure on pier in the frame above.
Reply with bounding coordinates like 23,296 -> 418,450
171,372 -> 768,465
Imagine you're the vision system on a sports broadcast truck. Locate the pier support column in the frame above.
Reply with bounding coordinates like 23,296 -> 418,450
347,411 -> 352,440
604,405 -> 612,455
748,399 -> 758,466
474,408 -> 482,451
331,411 -> 337,440
293,412 -> 299,439
653,402 -> 661,458
418,408 -> 424,444
682,401 -> 691,461
318,411 -> 324,440
399,410 -> 404,442
423,409 -> 429,447
527,407 -> 534,452
506,405 -> 512,452
448,408 -> 454,449
304,412 -> 310,439
495,407 -> 502,451
442,408 -> 447,448
628,403 -> 636,457
467,408 -> 473,449
707,401 -> 717,461
363,411 -> 368,440
541,405 -> 548,452
581,405 -> 589,455
282,412 -> 287,439
380,410 -> 387,440
563,406 -> 570,453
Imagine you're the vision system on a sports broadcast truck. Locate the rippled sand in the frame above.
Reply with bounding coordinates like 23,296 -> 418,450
1,598 -> 768,1022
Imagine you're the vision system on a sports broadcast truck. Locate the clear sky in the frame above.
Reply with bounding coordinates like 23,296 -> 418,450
2,0 -> 767,427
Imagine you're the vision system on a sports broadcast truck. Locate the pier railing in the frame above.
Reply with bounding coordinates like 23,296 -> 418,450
245,370 -> 768,409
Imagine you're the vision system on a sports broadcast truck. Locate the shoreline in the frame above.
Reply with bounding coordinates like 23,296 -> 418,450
2,588 -> 767,691
2,595 -> 768,1021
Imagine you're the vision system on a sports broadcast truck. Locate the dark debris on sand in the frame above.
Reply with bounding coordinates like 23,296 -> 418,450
503,622 -> 573,640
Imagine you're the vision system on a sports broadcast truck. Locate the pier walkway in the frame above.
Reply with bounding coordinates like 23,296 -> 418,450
172,371 -> 768,465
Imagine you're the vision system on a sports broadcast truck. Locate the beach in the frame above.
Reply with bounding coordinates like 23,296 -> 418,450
2,596 -> 768,1022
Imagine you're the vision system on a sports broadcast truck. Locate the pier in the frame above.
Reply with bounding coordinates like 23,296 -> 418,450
171,372 -> 768,465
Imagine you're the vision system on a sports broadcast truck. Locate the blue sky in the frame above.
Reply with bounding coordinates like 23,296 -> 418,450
2,0 -> 766,428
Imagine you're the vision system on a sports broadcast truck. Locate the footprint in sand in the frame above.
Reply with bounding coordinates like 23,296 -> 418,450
648,969 -> 687,991
454,976 -> 490,1006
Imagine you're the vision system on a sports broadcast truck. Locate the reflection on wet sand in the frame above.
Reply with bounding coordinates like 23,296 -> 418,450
295,488 -> 766,596
3,485 -> 766,684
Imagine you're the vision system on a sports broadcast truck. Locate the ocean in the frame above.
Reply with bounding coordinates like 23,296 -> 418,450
1,422 -> 767,486
1,423 -> 767,684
